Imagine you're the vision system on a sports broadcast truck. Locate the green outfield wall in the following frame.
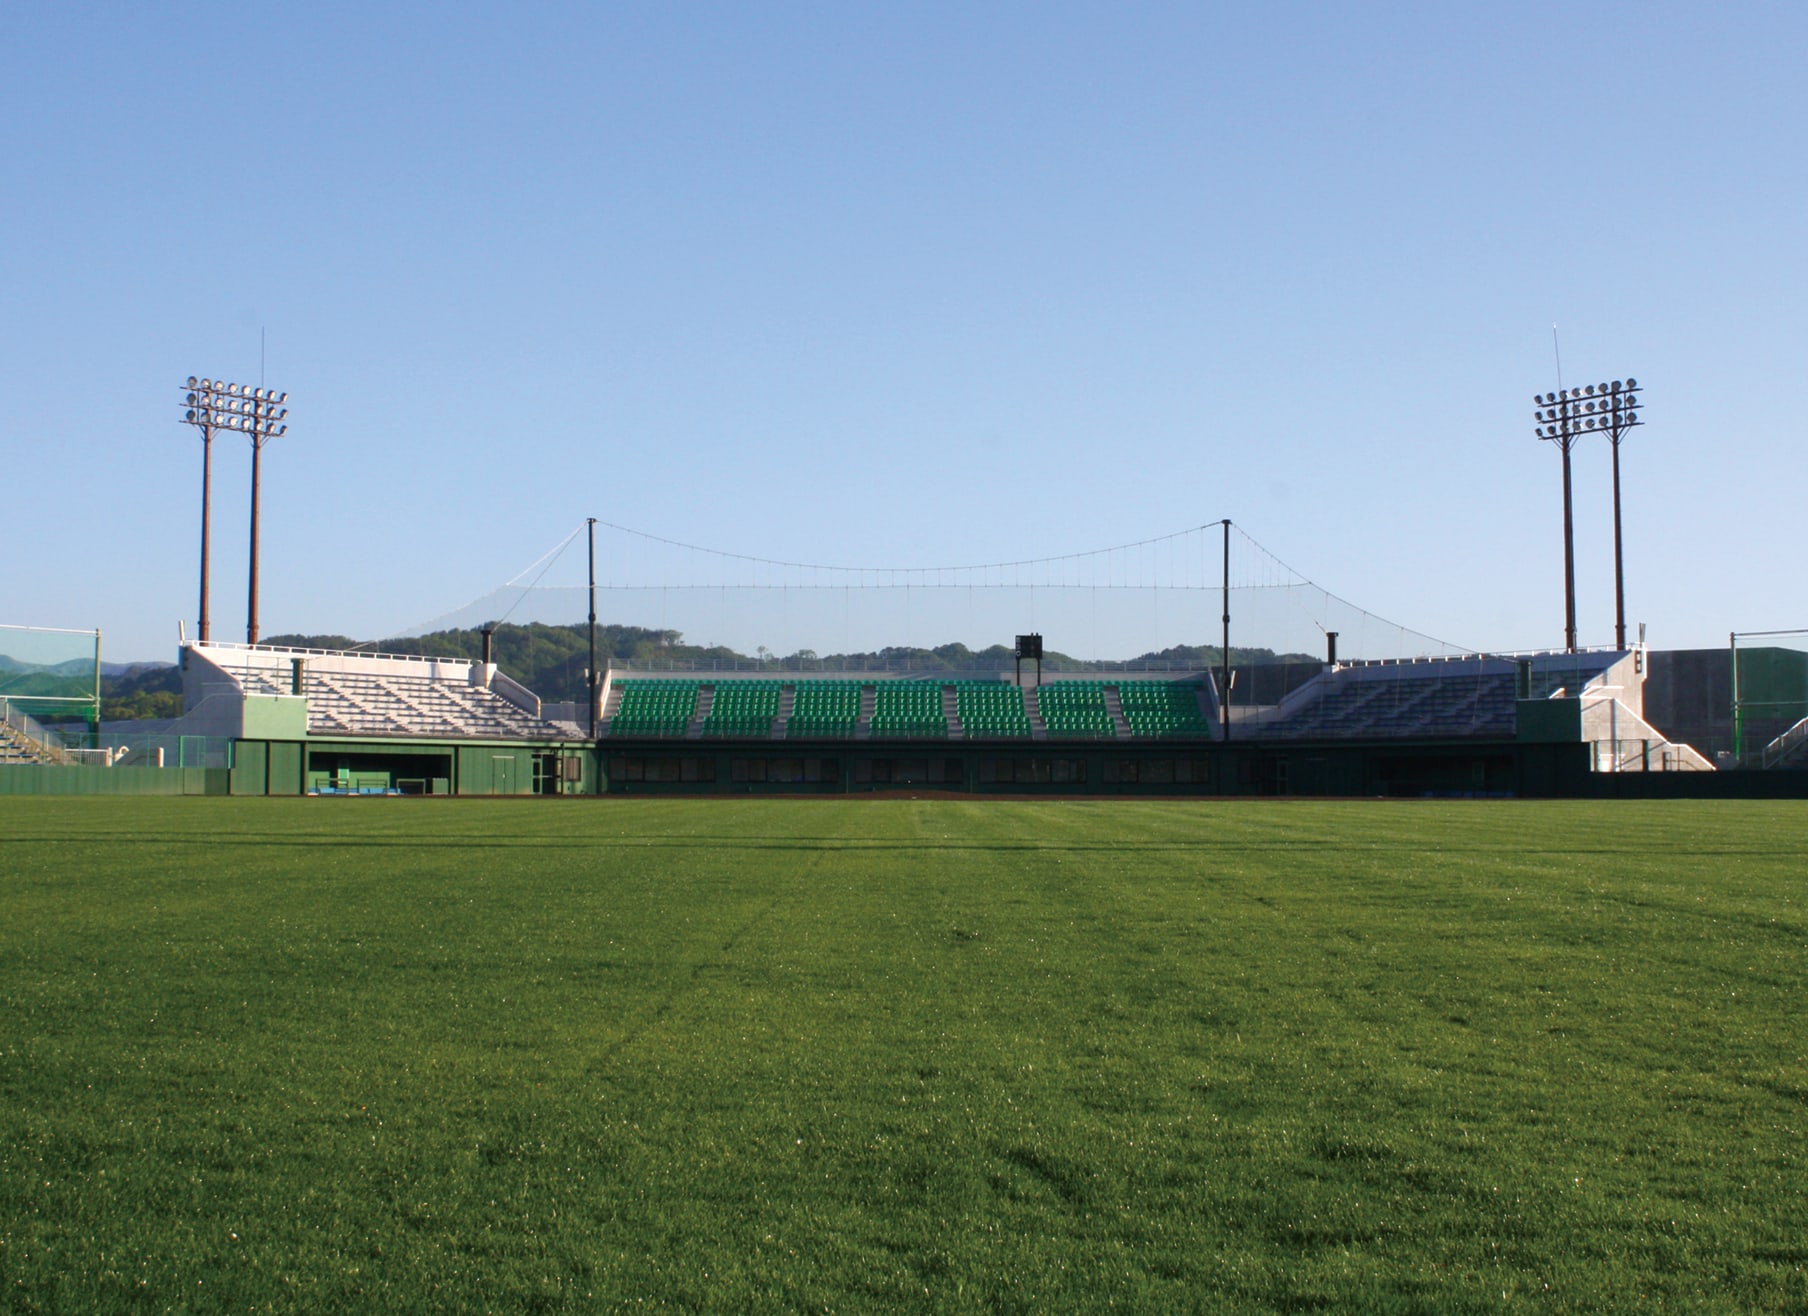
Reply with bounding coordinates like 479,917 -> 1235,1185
0,765 -> 228,796
598,737 -> 1595,798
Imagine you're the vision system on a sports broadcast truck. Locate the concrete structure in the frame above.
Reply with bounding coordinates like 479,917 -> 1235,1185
11,639 -> 1794,798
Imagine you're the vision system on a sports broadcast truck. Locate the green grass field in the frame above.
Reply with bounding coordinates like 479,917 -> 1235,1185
2,798 -> 1804,1311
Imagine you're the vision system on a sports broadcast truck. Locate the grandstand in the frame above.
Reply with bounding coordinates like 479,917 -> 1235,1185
80,640 -> 599,797
1035,681 -> 1118,740
1,495 -> 1778,798
2,702 -> 69,766
0,615 -> 1737,799
588,648 -> 1726,794
868,680 -> 948,740
784,680 -> 862,739
1256,651 -> 1606,740
0,630 -> 1753,797
700,680 -> 784,739
955,681 -> 1032,739
1118,679 -> 1219,739
601,673 -> 1226,745
1245,650 -> 1712,771
607,680 -> 699,738
179,642 -> 586,742
600,660 -> 1669,755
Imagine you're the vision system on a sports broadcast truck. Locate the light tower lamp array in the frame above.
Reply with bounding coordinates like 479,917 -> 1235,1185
1533,378 -> 1641,653
181,377 -> 289,645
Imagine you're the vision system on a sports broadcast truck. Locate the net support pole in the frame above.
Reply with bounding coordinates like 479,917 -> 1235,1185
1730,631 -> 1742,763
91,629 -> 102,748
587,517 -> 599,739
1220,519 -> 1231,742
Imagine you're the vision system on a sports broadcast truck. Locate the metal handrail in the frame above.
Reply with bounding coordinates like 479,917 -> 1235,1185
0,697 -> 70,764
191,640 -> 474,667
1763,717 -> 1808,769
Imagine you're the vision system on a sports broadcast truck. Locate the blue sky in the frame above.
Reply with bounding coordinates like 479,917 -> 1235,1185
4,3 -> 1803,662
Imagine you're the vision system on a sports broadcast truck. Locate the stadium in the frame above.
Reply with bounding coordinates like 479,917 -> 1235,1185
13,8 -> 1808,1308
4,510 -> 1805,800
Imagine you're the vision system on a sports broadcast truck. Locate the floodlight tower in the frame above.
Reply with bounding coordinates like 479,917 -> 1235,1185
182,377 -> 288,644
179,378 -> 219,642
1532,380 -> 1639,652
1532,391 -> 1582,653
1601,380 -> 1643,650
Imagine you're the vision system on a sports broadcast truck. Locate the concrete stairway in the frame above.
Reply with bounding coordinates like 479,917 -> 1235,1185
687,686 -> 714,739
941,686 -> 964,738
855,684 -> 876,739
1102,686 -> 1133,740
1022,684 -> 1048,741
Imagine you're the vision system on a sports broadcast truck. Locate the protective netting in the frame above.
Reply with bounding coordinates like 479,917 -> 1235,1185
394,520 -> 1471,668
1731,630 -> 1808,765
0,624 -> 100,713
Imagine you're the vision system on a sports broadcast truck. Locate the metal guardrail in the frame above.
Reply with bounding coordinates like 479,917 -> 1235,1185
191,639 -> 460,666
23,722 -> 236,769
0,697 -> 69,764
1763,717 -> 1808,769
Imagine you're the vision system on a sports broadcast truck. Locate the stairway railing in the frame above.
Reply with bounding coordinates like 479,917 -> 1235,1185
1762,716 -> 1808,769
0,698 -> 70,765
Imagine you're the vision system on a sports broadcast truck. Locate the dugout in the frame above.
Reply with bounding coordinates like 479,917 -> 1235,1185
228,737 -> 597,797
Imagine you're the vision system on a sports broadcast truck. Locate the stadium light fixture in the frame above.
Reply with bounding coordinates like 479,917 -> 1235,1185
1532,379 -> 1640,652
1525,377 -> 1641,650
181,376 -> 290,645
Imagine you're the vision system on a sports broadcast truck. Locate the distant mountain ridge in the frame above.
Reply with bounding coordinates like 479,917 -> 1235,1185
0,654 -> 100,677
102,661 -> 174,677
